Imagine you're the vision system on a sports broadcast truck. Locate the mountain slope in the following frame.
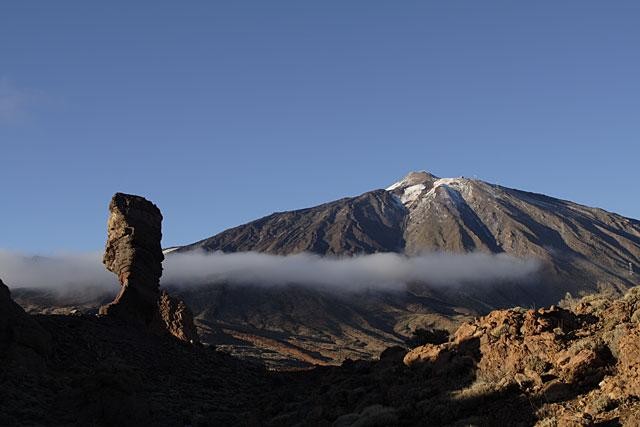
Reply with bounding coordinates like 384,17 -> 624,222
392,172 -> 640,291
179,190 -> 406,255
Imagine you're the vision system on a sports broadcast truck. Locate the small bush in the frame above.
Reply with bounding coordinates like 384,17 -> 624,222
490,324 -> 509,339
524,355 -> 551,374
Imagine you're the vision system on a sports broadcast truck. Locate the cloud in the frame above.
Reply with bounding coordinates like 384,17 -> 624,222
0,250 -> 116,294
0,249 -> 540,294
162,251 -> 540,290
0,78 -> 42,124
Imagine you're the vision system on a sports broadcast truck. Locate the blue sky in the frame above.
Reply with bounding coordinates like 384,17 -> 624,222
1,1 -> 639,252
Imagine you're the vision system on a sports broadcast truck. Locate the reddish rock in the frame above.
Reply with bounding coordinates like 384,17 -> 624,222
99,192 -> 198,343
601,323 -> 640,399
556,348 -> 600,383
616,324 -> 640,397
403,343 -> 452,367
453,322 -> 478,344
158,290 -> 199,343
99,193 -> 164,326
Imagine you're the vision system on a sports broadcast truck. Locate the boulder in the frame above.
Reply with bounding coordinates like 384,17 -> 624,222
403,343 -> 452,368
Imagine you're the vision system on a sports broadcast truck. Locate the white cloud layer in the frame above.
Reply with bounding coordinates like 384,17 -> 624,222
0,250 -> 116,293
0,249 -> 540,293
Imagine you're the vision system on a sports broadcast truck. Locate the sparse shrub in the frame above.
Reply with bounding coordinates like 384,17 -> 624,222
558,292 -> 575,309
535,416 -> 558,427
623,286 -> 640,304
588,394 -> 617,414
573,293 -> 612,316
407,328 -> 450,347
489,324 -> 509,339
569,337 -> 600,353
525,355 -> 551,374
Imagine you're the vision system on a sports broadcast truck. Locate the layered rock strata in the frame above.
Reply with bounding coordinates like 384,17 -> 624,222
99,193 -> 164,325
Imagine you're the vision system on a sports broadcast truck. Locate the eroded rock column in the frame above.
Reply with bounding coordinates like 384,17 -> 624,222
99,193 -> 164,326
99,192 -> 199,343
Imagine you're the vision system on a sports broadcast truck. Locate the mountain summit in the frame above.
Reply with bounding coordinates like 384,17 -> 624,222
179,171 -> 640,292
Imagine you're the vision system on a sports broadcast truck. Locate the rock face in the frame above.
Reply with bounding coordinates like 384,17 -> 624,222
402,286 -> 640,424
0,279 -> 50,364
99,192 -> 164,326
99,192 -> 198,343
404,304 -> 598,382
158,290 -> 199,343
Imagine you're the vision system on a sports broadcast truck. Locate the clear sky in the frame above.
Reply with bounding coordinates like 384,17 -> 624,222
1,1 -> 639,253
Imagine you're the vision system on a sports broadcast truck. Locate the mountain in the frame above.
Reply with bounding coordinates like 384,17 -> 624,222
160,171 -> 640,366
180,171 -> 640,289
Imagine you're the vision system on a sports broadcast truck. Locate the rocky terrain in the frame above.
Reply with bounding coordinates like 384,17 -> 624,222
258,285 -> 640,426
3,275 -> 640,425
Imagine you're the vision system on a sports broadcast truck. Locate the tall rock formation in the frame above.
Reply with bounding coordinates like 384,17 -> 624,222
99,193 -> 164,326
99,192 -> 198,343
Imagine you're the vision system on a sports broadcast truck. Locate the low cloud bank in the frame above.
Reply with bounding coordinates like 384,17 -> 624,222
0,250 -> 116,294
0,249 -> 540,293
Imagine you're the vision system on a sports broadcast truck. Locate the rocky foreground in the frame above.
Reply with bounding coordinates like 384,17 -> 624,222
2,192 -> 640,425
2,278 -> 640,425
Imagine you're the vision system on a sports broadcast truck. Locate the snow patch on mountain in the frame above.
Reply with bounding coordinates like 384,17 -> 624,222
388,173 -> 472,207
400,184 -> 426,204
386,181 -> 403,191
